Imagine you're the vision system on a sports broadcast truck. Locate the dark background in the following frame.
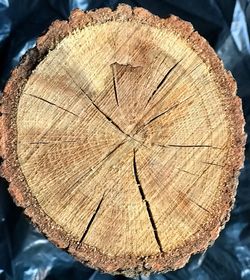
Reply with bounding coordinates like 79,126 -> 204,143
0,1 -> 250,279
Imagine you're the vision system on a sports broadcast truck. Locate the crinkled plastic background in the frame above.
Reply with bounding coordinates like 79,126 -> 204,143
0,1 -> 250,279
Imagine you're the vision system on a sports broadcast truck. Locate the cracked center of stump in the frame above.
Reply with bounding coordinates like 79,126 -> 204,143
17,21 -> 232,258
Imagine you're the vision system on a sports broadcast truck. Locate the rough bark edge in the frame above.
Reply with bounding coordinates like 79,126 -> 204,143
0,4 -> 246,277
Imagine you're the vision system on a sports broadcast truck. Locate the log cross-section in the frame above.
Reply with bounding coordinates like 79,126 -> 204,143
0,5 -> 245,277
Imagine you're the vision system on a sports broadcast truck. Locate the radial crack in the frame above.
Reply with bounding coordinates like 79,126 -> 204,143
176,190 -> 212,215
86,98 -> 144,146
186,164 -> 212,191
133,149 -> 163,252
26,93 -> 79,117
167,144 -> 212,148
143,103 -> 179,127
201,161 -> 224,167
189,198 -> 212,215
111,63 -> 119,106
64,66 -> 148,148
176,168 -> 197,176
156,143 -> 223,150
28,140 -> 78,144
64,67 -> 143,143
77,194 -> 105,248
71,77 -> 125,134
135,94 -> 194,134
145,59 -> 182,107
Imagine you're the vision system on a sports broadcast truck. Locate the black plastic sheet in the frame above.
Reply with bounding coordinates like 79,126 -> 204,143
0,1 -> 250,279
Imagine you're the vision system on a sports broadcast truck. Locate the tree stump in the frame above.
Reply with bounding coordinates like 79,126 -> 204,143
0,5 -> 245,276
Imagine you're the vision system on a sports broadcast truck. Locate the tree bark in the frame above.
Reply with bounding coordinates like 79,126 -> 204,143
0,4 -> 245,276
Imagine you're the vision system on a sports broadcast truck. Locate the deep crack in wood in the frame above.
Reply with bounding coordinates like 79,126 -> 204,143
133,149 -> 163,253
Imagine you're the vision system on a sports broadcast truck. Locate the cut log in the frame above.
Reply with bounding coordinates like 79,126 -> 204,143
0,5 -> 245,276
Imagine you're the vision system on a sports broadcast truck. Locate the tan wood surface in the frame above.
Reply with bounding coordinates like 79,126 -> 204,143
0,5 -> 245,276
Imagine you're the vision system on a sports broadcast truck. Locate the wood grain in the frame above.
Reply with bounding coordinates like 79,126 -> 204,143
0,5 -> 245,276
